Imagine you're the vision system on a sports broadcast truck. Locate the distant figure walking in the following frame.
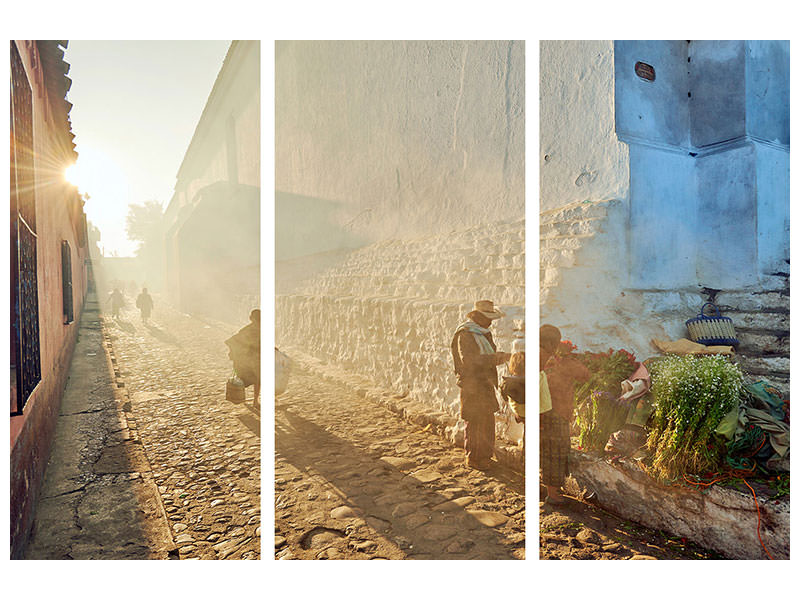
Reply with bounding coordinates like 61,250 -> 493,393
108,288 -> 125,318
135,288 -> 154,324
450,300 -> 511,470
225,309 -> 261,410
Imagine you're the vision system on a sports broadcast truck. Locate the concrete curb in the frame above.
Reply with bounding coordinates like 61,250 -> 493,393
100,316 -> 179,558
281,348 -> 524,473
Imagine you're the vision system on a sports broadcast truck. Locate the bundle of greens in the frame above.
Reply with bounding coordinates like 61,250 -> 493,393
573,348 -> 638,451
646,354 -> 744,481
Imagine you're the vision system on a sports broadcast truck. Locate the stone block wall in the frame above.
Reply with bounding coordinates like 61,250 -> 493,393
540,198 -> 790,396
277,219 -> 525,445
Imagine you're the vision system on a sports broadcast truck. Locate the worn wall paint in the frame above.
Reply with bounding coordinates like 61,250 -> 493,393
615,39 -> 789,289
745,41 -> 790,145
10,40 -> 89,559
628,146 -> 694,289
614,40 -> 691,148
541,41 -> 789,387
690,40 -> 746,146
540,40 -> 629,212
276,40 -> 524,258
695,143 -> 758,287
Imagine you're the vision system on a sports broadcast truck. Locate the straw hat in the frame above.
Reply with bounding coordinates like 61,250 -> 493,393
474,300 -> 506,320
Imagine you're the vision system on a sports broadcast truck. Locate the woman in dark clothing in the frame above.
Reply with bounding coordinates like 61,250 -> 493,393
540,324 -> 590,504
225,309 -> 261,409
108,288 -> 124,318
135,288 -> 154,324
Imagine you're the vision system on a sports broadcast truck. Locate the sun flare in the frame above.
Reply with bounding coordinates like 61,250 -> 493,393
64,163 -> 79,187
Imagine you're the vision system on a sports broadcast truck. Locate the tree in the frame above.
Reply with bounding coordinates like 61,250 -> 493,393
125,200 -> 164,289
125,200 -> 164,249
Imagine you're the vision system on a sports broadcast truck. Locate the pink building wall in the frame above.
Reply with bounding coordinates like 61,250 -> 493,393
10,40 -> 89,558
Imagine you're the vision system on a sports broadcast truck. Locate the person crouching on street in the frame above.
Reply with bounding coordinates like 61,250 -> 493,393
225,309 -> 261,410
451,300 -> 511,470
539,324 -> 590,505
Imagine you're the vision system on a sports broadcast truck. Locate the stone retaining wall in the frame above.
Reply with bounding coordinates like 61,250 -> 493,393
540,199 -> 789,396
276,219 -> 525,448
570,452 -> 789,560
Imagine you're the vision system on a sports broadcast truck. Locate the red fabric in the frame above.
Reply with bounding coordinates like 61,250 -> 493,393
543,356 -> 591,420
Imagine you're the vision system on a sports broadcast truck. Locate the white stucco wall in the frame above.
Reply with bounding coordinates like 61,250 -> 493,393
540,40 -> 789,392
276,40 -> 524,259
539,40 -> 629,212
277,219 -> 525,446
276,41 -> 527,450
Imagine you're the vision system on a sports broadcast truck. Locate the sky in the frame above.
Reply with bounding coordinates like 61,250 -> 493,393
63,40 -> 231,257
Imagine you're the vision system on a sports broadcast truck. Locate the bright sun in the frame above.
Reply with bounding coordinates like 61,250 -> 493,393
64,163 -> 80,187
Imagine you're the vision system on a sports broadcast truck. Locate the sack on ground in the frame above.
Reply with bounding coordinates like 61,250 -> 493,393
275,347 -> 292,395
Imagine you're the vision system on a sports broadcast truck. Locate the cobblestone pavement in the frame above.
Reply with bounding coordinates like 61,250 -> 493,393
275,367 -> 525,560
539,488 -> 722,560
107,295 -> 260,560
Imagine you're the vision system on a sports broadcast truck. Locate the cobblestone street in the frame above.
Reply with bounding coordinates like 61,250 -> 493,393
107,294 -> 260,560
275,362 -> 525,560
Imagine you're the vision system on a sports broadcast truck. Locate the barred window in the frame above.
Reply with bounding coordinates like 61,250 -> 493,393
10,41 -> 41,415
62,241 -> 74,324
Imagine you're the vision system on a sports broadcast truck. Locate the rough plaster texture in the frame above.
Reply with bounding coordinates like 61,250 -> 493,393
539,40 -> 630,212
276,41 -> 525,452
276,41 -> 524,260
10,40 -> 89,557
277,220 -> 525,446
540,41 -> 788,393
570,453 -> 789,560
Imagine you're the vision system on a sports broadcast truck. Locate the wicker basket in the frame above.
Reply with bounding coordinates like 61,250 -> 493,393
226,376 -> 246,403
686,303 -> 739,346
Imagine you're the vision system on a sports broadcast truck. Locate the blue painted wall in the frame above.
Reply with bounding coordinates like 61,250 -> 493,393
746,41 -> 790,145
615,40 -> 789,290
614,40 -> 690,149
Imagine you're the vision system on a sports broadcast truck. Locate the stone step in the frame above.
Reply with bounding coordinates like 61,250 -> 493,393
728,312 -> 789,331
540,218 -> 606,238
714,291 -> 789,312
735,330 -> 789,355
540,200 -> 613,224
734,354 -> 790,376
539,234 -> 595,251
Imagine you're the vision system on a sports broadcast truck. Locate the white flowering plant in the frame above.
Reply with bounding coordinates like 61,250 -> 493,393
647,354 -> 744,481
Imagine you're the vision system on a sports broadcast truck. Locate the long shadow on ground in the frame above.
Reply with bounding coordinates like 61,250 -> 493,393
276,407 -> 522,560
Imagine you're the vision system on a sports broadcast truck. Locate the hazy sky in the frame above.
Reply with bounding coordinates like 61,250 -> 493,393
64,40 -> 231,257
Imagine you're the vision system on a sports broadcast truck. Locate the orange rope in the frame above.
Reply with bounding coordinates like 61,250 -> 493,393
681,473 -> 776,559
682,474 -> 725,487
742,479 -> 774,560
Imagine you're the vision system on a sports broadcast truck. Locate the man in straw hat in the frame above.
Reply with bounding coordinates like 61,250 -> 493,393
451,300 -> 511,470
